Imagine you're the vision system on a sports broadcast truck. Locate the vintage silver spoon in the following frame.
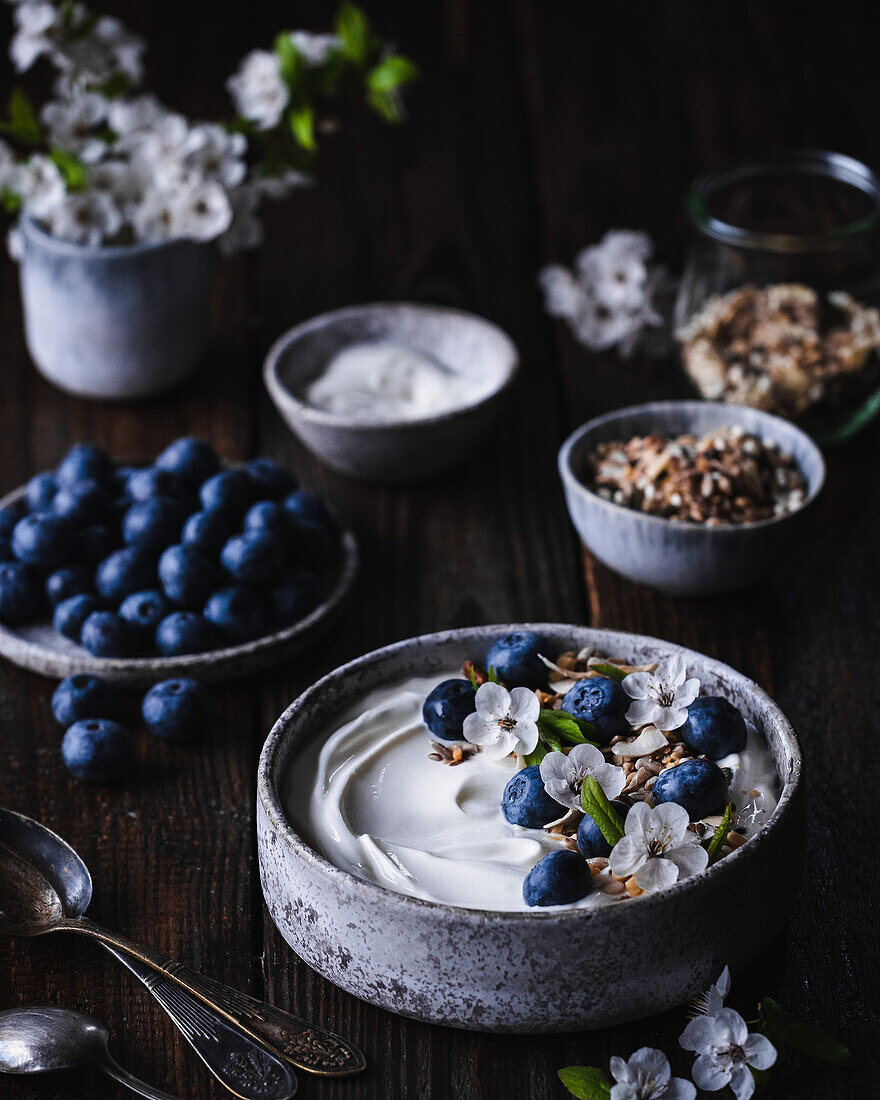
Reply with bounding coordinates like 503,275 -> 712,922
0,808 -> 363,1081
0,1005 -> 180,1099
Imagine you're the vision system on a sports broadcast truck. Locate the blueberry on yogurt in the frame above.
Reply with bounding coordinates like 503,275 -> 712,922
576,799 -> 631,859
422,679 -> 477,742
651,757 -> 728,820
485,631 -> 546,689
681,696 -> 748,760
562,676 -> 629,739
502,766 -> 561,828
522,849 -> 592,907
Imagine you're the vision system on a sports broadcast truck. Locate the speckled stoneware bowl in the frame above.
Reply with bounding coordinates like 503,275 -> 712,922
558,401 -> 826,597
263,302 -> 518,482
257,623 -> 803,1033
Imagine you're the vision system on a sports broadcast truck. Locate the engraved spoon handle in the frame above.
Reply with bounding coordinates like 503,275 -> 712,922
104,946 -> 297,1099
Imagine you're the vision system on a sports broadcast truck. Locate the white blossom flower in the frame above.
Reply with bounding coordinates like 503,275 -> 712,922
169,179 -> 232,242
576,230 -> 653,312
89,158 -> 151,206
128,187 -> 177,243
6,225 -> 24,262
9,1 -> 58,72
609,1047 -> 696,1100
289,31 -> 341,65
181,124 -> 247,189
622,655 -> 700,732
692,966 -> 731,1018
107,94 -> 164,137
680,1007 -> 776,1099
226,49 -> 289,131
41,93 -> 108,164
539,742 -> 625,812
609,802 -> 708,892
55,14 -> 144,84
44,188 -> 123,245
13,154 -> 66,217
121,112 -> 190,189
462,682 -> 540,761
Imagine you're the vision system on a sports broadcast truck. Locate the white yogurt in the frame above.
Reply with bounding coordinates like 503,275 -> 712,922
305,343 -> 473,423
282,672 -> 779,912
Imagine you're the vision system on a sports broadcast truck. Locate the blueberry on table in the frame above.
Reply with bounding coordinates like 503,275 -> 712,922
0,562 -> 42,624
119,589 -> 170,634
198,469 -> 253,517
204,586 -> 268,644
220,531 -> 285,586
522,849 -> 592,907
11,513 -> 72,570
155,437 -> 220,486
51,479 -> 112,526
268,569 -> 322,626
126,467 -> 190,505
576,799 -> 631,858
122,496 -> 186,552
286,519 -> 339,573
155,611 -> 220,656
0,500 -> 27,538
96,547 -> 156,603
181,508 -> 233,555
651,758 -> 728,820
142,678 -> 212,742
562,677 -> 630,739
80,610 -> 142,658
502,765 -> 561,828
45,564 -> 93,608
75,525 -> 118,567
158,544 -> 221,607
52,674 -> 114,725
681,697 -> 748,760
244,458 -> 297,500
55,444 -> 112,488
62,718 -> 132,782
282,490 -> 336,532
26,471 -> 57,512
244,500 -> 287,536
422,679 -> 477,742
486,631 -> 547,689
53,593 -> 101,642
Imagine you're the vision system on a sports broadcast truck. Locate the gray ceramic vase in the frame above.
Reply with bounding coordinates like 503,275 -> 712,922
258,623 -> 803,1033
18,218 -> 214,400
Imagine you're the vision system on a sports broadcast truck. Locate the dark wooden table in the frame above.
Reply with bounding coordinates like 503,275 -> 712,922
1,2 -> 877,1096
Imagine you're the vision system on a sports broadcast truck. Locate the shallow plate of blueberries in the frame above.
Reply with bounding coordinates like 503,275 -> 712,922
0,439 -> 358,685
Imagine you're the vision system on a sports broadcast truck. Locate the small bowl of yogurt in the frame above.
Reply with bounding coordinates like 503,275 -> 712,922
263,302 -> 518,482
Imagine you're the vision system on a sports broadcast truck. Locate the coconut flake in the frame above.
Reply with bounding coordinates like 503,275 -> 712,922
611,725 -> 668,758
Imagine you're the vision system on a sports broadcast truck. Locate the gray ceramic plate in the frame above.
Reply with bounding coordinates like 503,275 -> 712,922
0,482 -> 358,686
258,623 -> 803,1033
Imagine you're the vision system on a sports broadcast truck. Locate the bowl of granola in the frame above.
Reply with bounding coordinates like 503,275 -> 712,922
257,624 -> 802,1032
558,400 -> 825,596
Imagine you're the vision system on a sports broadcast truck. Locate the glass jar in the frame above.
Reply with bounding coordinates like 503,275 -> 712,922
674,150 -> 880,443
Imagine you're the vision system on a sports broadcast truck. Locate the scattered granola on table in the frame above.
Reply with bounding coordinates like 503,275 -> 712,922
584,426 -> 807,524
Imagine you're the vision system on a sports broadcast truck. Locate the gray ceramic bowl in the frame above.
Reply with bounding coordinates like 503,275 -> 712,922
558,401 -> 826,596
257,623 -> 802,1033
263,302 -> 518,482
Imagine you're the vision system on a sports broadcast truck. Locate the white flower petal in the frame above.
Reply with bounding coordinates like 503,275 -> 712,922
717,1008 -> 749,1048
665,1080 -> 697,1100
608,1054 -> 632,1085
509,687 -> 540,724
513,718 -> 539,757
742,1033 -> 777,1071
691,1053 -> 731,1092
625,698 -> 661,729
634,855 -> 680,892
608,836 -> 648,879
729,1064 -> 756,1100
473,681 -> 509,720
648,801 -> 691,839
679,1015 -> 717,1053
665,842 -> 709,879
591,761 -> 626,800
622,671 -> 653,700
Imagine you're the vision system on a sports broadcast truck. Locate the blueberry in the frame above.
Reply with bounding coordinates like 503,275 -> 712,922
80,610 -> 142,658
204,586 -> 267,644
11,513 -> 72,569
56,444 -> 112,487
502,766 -> 561,828
96,547 -> 156,603
199,469 -> 252,517
26,472 -> 57,512
244,458 -> 297,500
155,437 -> 220,486
485,631 -> 546,689
142,678 -> 212,742
681,697 -> 748,760
562,677 -> 629,739
45,564 -> 93,608
119,588 -> 170,634
122,496 -> 185,552
158,544 -> 220,607
286,518 -> 339,572
0,501 -> 26,538
522,850 -> 592,907
181,509 -> 233,555
126,467 -> 189,504
113,465 -> 137,494
75,525 -> 118,567
243,500 -> 287,536
155,611 -> 219,656
51,479 -> 112,526
62,718 -> 132,782
0,562 -> 42,624
282,490 -> 336,532
422,679 -> 476,742
52,674 -> 114,725
53,593 -> 101,642
220,531 -> 285,586
651,758 -> 728,820
268,569 -> 322,626
576,799 -> 631,858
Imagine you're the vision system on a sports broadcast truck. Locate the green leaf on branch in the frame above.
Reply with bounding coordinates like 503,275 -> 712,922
580,775 -> 625,846
761,998 -> 852,1067
368,88 -> 404,124
537,708 -> 597,746
367,55 -> 419,93
0,186 -> 22,214
588,662 -> 627,682
49,148 -> 87,191
336,1 -> 374,66
274,32 -> 305,91
707,803 -> 733,862
288,105 -> 316,152
558,1065 -> 612,1099
1,88 -> 42,143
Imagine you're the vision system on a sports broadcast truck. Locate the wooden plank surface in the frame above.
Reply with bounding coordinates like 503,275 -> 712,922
1,1 -> 877,1097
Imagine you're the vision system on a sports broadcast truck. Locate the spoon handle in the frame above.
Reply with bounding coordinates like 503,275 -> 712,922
67,918 -> 365,1078
99,1050 -> 183,1100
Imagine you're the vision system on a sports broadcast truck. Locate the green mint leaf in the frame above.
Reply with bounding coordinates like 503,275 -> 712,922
707,803 -> 733,862
588,662 -> 627,682
467,666 -> 480,691
7,88 -> 41,143
487,666 -> 502,684
558,1066 -> 612,1099
541,728 -> 565,754
335,1 -> 373,66
49,148 -> 87,191
288,105 -> 316,151
367,87 -> 403,124
537,708 -> 597,746
523,742 -> 549,767
367,55 -> 419,93
580,776 -> 625,846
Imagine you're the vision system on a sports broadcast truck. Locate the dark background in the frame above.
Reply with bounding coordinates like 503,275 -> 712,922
1,1 -> 878,1097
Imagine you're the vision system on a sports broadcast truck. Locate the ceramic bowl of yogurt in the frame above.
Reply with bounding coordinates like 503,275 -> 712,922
263,302 -> 518,482
257,623 -> 803,1032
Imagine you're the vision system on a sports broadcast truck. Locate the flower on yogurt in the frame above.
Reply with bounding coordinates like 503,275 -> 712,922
462,682 -> 539,761
226,49 -> 290,130
622,655 -> 700,732
609,802 -> 708,893
679,1007 -> 776,1099
609,1047 -> 696,1100
691,966 -> 730,1018
540,742 -> 625,812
